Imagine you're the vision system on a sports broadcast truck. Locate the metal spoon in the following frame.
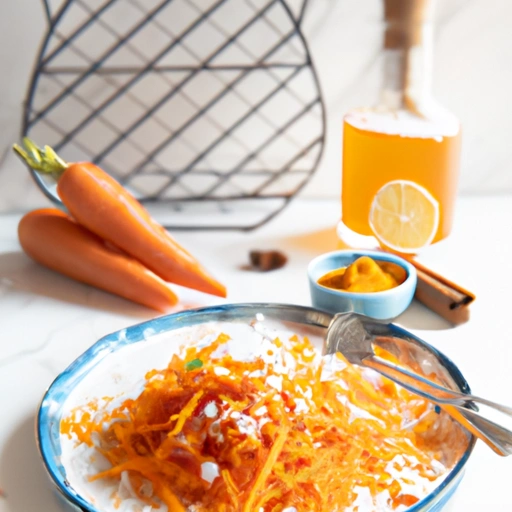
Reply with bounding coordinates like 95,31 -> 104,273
325,312 -> 512,456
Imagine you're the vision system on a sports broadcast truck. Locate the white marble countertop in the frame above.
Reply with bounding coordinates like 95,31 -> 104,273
1,196 -> 512,512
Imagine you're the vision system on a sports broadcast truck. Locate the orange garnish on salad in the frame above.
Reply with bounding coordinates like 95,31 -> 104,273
61,330 -> 467,511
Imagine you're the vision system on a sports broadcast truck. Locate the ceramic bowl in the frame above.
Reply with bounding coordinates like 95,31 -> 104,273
37,303 -> 473,512
308,250 -> 417,320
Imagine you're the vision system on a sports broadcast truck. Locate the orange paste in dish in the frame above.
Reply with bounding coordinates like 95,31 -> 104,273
61,328 -> 467,512
317,256 -> 407,293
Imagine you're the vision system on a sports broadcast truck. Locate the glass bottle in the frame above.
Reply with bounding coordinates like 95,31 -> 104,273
339,0 -> 461,252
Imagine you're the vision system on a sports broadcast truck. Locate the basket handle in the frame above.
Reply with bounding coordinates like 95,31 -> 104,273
290,0 -> 309,26
42,0 -> 70,26
42,0 -> 309,27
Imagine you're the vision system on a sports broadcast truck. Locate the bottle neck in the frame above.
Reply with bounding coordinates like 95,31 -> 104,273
380,0 -> 435,115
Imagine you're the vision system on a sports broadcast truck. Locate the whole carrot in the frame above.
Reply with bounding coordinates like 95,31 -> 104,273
18,208 -> 179,312
13,139 -> 226,298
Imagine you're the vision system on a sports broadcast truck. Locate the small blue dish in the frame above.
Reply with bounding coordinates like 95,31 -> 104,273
308,250 -> 417,320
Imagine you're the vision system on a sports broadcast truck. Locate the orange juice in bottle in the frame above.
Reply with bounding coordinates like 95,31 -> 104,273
340,0 -> 461,253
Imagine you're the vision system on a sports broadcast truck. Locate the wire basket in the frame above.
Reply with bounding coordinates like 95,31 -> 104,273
23,0 -> 326,230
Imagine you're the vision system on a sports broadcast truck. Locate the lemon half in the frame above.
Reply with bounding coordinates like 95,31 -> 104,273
369,180 -> 440,254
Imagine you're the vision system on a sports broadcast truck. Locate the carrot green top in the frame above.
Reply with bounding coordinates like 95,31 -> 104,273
13,138 -> 68,180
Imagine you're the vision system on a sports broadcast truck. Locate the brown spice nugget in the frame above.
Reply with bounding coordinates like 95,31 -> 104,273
249,250 -> 288,272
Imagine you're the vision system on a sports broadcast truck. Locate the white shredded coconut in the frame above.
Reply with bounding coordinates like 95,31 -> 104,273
203,402 -> 218,418
201,462 -> 219,484
213,366 -> 230,376
294,399 -> 309,414
235,414 -> 259,437
337,393 -> 387,426
253,406 -> 268,417
266,374 -> 283,392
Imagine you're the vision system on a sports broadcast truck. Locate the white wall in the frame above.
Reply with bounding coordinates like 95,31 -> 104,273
1,0 -> 511,212
303,0 -> 512,198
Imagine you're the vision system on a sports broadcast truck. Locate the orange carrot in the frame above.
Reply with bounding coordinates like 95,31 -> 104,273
18,208 -> 178,312
13,139 -> 226,298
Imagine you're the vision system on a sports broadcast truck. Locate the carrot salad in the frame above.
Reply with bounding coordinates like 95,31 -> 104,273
61,324 -> 467,512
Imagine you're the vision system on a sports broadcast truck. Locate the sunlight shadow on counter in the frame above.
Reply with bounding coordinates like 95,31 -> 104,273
396,299 -> 453,331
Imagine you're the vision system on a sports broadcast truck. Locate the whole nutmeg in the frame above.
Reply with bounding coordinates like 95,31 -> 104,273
247,250 -> 288,272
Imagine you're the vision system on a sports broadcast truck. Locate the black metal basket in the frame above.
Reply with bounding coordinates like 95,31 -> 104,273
23,0 -> 326,230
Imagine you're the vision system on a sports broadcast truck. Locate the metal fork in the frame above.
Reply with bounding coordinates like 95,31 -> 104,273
325,312 -> 512,456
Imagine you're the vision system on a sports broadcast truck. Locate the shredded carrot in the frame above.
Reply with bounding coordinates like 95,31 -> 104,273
168,390 -> 204,436
221,469 -> 240,509
243,425 -> 289,512
61,330 -> 468,511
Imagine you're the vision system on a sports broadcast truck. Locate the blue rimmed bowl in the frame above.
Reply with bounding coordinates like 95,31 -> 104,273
37,303 -> 474,512
308,250 -> 417,320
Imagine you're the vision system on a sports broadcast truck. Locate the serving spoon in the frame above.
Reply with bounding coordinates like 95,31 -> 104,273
325,312 -> 512,456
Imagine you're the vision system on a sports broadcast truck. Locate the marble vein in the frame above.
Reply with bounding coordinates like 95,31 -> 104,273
0,315 -> 88,369
437,0 -> 477,29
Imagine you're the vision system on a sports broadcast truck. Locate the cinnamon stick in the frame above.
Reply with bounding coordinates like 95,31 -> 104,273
408,259 -> 475,325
